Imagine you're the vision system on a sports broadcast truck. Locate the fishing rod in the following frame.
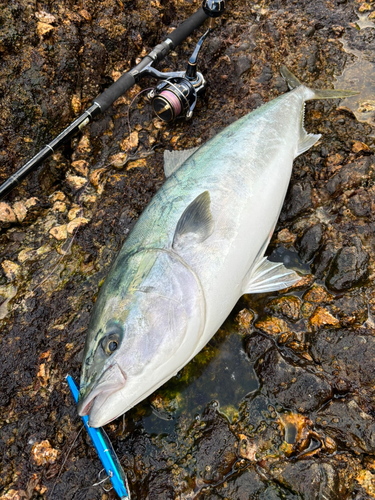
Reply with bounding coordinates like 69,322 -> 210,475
0,0 -> 226,200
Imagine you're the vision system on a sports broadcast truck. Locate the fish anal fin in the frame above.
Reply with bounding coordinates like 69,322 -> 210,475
164,147 -> 199,178
243,258 -> 301,294
296,102 -> 321,156
173,191 -> 214,250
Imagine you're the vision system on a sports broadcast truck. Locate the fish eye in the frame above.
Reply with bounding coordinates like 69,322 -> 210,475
101,333 -> 120,356
108,340 -> 118,352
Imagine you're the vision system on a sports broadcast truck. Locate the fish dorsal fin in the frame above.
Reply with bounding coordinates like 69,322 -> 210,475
164,147 -> 199,178
243,257 -> 300,294
173,191 -> 214,250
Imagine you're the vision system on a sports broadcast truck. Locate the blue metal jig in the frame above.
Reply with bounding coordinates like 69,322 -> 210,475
66,374 -> 130,499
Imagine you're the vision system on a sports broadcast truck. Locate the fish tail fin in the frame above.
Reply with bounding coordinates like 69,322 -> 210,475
310,88 -> 359,99
280,65 -> 359,99
280,66 -> 302,90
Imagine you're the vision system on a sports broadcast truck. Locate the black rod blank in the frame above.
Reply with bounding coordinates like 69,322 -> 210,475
0,7 -> 209,200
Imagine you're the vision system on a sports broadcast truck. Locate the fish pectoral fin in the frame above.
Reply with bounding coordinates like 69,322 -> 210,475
243,257 -> 301,294
173,191 -> 214,250
297,132 -> 321,156
164,147 -> 199,178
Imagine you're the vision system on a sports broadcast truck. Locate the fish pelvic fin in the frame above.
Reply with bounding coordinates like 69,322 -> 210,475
243,257 -> 301,294
280,65 -> 359,99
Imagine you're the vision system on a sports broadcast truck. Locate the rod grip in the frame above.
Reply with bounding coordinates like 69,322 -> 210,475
168,8 -> 209,48
94,71 -> 136,112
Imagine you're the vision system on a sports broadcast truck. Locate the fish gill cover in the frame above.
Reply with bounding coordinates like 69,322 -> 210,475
1,0 -> 375,499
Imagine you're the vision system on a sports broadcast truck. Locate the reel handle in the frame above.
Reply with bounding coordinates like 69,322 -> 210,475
0,6 -> 212,200
95,8 -> 210,112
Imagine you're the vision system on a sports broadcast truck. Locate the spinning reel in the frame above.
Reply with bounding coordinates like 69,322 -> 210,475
146,0 -> 225,123
0,0 -> 225,199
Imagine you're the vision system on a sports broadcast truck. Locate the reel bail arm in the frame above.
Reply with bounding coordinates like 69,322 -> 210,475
0,1 -> 226,200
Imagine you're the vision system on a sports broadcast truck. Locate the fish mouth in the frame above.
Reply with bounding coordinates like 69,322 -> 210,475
77,363 -> 127,421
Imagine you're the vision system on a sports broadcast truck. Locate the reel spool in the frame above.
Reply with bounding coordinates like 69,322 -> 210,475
150,74 -> 204,123
148,0 -> 225,123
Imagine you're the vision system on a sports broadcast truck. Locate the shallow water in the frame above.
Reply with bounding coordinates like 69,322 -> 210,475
134,319 -> 259,436
2,0 -> 375,498
335,13 -> 375,129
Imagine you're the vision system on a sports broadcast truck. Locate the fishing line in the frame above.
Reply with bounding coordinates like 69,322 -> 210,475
49,425 -> 84,500
27,86 -> 156,298
126,87 -> 154,139
32,182 -> 90,294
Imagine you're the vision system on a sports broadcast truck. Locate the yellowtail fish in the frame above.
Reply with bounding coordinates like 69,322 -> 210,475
77,67 -> 356,427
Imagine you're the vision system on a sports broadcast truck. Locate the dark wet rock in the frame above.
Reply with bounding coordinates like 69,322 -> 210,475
198,492 -> 221,500
308,329 -> 375,397
209,467 -> 265,499
239,393 -> 274,431
235,55 -> 252,78
326,237 -> 369,292
316,399 -> 375,454
237,394 -> 285,464
270,460 -> 341,500
122,430 -> 166,483
280,182 -> 313,222
305,26 -> 316,37
296,223 -> 323,263
307,44 -> 319,73
237,41 -> 251,52
331,293 -> 368,327
205,466 -> 300,499
265,296 -> 302,322
326,156 -> 375,197
206,36 -> 222,56
256,348 -> 332,413
257,484 -> 299,500
298,44 -> 319,74
195,404 -> 237,484
245,333 -> 273,363
248,93 -> 264,109
143,471 -> 176,500
8,230 -> 26,242
312,242 -> 336,279
256,64 -> 273,84
274,75 -> 288,93
348,190 -> 372,218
